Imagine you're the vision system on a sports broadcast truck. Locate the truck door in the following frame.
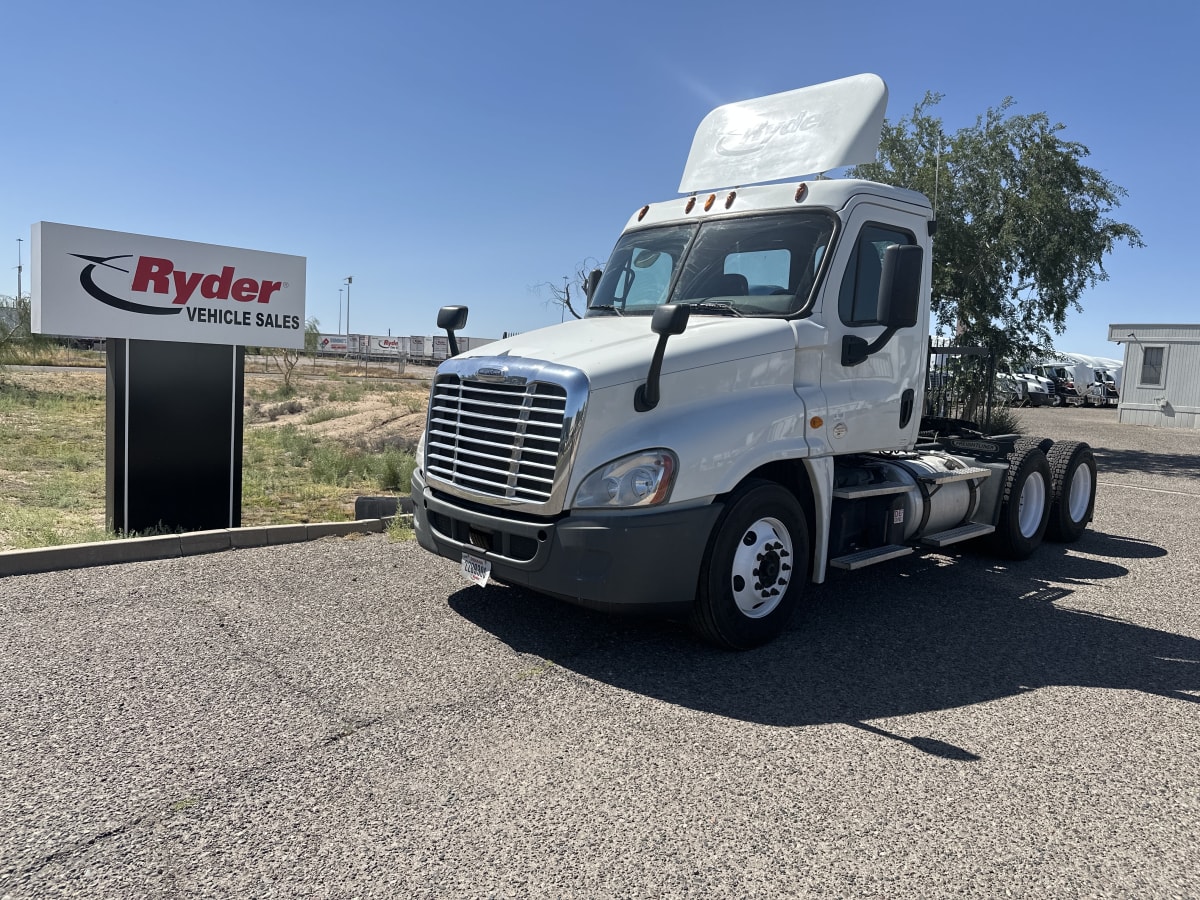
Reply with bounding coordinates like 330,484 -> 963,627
817,206 -> 928,453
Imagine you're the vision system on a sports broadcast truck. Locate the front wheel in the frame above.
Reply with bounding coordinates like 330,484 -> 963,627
992,446 -> 1051,559
691,480 -> 809,650
1045,441 -> 1096,542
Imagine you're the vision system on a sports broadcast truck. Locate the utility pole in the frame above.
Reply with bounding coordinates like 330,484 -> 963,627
16,237 -> 23,302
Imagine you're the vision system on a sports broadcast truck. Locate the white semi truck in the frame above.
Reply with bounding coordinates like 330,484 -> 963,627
410,75 -> 1098,649
1034,356 -> 1121,407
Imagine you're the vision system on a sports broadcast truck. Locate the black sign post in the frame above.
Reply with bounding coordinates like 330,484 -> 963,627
106,338 -> 244,534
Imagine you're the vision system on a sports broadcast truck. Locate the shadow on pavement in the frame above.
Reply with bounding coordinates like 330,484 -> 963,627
1092,446 -> 1200,480
449,531 -> 1199,744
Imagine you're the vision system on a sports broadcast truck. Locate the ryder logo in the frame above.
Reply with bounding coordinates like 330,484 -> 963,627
714,110 -> 820,158
71,252 -> 285,315
71,253 -> 179,316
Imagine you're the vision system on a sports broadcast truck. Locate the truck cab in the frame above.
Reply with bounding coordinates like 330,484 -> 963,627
411,75 -> 1097,648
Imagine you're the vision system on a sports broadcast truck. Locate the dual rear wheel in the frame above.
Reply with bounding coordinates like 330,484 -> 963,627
993,439 -> 1096,558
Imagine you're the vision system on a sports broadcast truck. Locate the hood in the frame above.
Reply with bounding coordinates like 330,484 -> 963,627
452,315 -> 801,391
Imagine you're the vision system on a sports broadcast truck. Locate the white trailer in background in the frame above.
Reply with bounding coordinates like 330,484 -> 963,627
315,334 -> 495,365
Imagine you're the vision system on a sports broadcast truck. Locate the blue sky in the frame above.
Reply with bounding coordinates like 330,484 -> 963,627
6,0 -> 1196,358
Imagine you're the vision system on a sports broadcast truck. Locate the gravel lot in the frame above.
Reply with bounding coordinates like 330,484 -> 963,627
2,407 -> 1198,898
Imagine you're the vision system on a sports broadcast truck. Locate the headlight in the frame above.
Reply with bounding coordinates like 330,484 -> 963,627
574,449 -> 677,509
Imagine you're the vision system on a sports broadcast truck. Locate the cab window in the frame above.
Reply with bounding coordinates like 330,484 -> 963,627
839,224 -> 915,326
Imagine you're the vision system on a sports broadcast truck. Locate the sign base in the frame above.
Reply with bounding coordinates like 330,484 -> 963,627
106,339 -> 244,534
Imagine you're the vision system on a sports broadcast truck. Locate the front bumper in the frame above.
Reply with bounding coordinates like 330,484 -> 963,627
411,469 -> 722,615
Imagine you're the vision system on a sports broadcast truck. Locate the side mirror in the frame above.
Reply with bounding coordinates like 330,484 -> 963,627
651,302 -> 690,336
437,305 -> 468,331
585,268 -> 602,300
877,244 -> 922,329
437,305 -> 469,357
635,304 -> 690,412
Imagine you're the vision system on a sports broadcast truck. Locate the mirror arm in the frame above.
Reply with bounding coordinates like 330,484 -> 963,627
635,303 -> 690,411
841,327 -> 899,366
635,335 -> 671,411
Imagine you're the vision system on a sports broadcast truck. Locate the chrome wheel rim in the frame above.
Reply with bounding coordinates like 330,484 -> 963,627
730,516 -> 793,619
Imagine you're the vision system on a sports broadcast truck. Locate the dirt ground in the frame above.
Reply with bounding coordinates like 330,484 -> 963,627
243,372 -> 432,450
13,365 -> 434,449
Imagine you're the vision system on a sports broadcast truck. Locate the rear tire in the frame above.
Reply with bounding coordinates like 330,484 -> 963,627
992,446 -> 1051,559
691,479 -> 808,650
1045,441 -> 1096,542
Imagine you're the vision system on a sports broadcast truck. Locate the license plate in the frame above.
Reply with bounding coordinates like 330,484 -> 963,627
460,552 -> 491,587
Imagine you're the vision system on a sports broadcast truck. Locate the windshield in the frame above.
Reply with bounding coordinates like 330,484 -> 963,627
588,211 -> 837,318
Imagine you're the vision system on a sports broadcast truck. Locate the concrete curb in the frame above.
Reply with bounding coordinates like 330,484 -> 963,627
0,515 -> 414,578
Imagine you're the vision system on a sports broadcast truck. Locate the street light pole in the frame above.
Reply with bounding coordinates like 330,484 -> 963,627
16,237 -> 23,302
345,276 -> 353,337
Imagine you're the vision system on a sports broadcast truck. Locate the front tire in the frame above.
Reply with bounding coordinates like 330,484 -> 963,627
691,479 -> 808,650
992,446 -> 1051,559
1045,441 -> 1096,542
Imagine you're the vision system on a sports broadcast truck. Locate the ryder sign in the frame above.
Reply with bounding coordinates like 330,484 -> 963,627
32,222 -> 307,349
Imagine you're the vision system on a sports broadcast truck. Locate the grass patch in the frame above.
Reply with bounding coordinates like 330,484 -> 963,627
386,516 -> 414,542
376,447 -> 417,492
311,444 -> 372,486
304,407 -> 351,425
327,380 -> 366,403
0,374 -> 108,547
277,425 -> 317,463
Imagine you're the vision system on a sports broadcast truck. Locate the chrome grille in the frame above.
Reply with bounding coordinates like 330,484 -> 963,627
426,372 -> 571,505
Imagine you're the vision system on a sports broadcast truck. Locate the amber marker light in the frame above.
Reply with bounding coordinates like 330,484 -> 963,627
794,184 -> 808,203
637,205 -> 650,221
810,416 -> 824,429
704,193 -> 716,211
685,196 -> 696,213
725,191 -> 737,209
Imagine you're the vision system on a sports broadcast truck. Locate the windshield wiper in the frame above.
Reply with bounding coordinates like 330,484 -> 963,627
588,304 -> 624,316
681,299 -> 744,317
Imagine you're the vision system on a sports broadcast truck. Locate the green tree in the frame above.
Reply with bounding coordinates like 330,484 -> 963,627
849,94 -> 1143,360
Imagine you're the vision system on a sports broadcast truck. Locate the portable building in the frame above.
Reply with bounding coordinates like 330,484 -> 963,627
1108,324 -> 1200,427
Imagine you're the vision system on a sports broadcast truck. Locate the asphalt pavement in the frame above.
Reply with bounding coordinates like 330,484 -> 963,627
1,407 -> 1198,898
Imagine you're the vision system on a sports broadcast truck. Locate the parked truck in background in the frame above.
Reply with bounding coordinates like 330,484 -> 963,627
1034,357 -> 1121,407
410,75 -> 1099,649
997,365 -> 1054,407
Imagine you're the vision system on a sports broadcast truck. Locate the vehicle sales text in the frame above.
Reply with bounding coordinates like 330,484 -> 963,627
185,307 -> 301,329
